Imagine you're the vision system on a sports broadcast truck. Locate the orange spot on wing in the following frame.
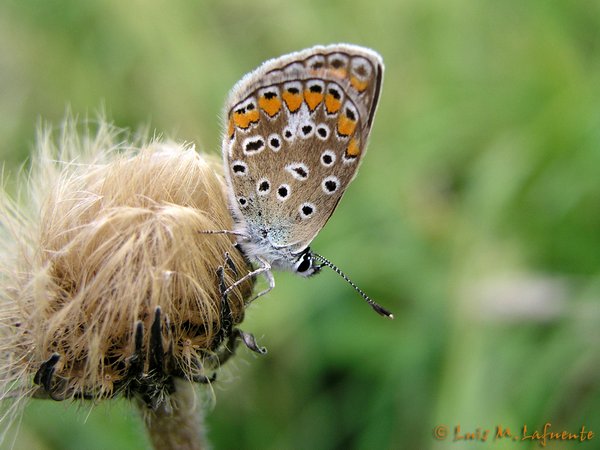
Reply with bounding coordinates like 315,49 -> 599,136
304,89 -> 323,111
346,137 -> 361,157
325,94 -> 341,114
247,109 -> 259,123
328,68 -> 347,79
227,117 -> 235,138
233,109 -> 259,129
282,91 -> 303,113
232,112 -> 249,129
350,76 -> 369,92
337,114 -> 357,137
258,96 -> 282,117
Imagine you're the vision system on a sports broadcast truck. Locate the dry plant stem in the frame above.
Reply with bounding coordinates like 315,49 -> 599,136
139,379 -> 208,450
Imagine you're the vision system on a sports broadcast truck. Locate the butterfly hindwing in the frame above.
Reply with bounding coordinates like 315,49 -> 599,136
223,44 -> 383,253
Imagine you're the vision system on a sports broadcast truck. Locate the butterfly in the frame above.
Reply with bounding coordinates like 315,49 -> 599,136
218,44 -> 392,318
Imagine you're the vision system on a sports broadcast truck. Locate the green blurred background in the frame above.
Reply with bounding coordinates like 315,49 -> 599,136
1,0 -> 600,449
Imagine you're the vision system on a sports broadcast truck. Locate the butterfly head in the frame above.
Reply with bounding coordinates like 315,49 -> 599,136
233,223 -> 321,277
292,247 -> 321,277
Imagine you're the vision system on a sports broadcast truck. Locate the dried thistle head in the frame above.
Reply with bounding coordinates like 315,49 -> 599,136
0,118 -> 261,428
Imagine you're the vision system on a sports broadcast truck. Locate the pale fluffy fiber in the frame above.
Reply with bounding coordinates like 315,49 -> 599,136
0,119 -> 253,429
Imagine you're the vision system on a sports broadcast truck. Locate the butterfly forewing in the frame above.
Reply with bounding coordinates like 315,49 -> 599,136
223,44 -> 383,253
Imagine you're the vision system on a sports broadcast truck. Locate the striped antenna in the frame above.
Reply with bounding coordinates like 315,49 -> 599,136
312,252 -> 394,319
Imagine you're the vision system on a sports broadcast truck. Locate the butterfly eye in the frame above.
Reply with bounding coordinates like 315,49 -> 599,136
293,249 -> 321,278
296,255 -> 311,272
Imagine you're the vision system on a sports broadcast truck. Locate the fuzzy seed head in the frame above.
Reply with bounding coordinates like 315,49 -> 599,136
0,119 -> 254,423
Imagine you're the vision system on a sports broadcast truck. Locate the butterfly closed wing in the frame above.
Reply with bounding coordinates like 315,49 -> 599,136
220,44 -> 392,318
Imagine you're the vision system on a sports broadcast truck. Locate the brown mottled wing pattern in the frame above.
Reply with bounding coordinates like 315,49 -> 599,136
223,44 -> 383,253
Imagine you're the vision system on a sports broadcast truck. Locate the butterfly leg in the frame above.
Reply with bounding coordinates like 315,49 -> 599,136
125,308 -> 176,409
148,307 -> 170,379
33,353 -> 60,392
251,256 -> 275,301
208,257 -> 266,367
125,321 -> 145,381
235,328 -> 266,355
217,258 -> 267,357
224,251 -> 238,277
199,229 -> 249,238
32,353 -> 73,400
222,255 -> 273,300
216,264 -> 234,341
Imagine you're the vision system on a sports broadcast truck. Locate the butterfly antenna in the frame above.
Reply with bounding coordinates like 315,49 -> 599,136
312,252 -> 394,319
199,230 -> 249,239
